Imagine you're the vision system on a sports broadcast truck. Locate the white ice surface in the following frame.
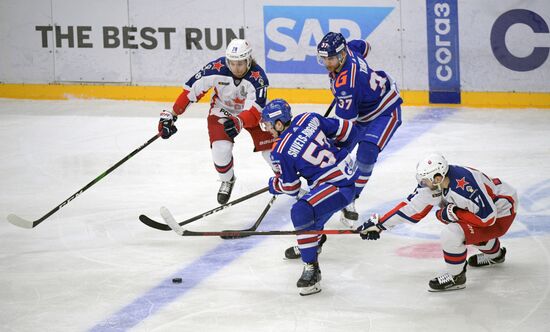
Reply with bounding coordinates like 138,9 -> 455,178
1,98 -> 549,332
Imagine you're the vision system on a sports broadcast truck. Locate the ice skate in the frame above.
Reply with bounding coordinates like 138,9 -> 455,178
217,176 -> 236,204
468,247 -> 506,267
284,234 -> 327,260
297,262 -> 322,296
428,265 -> 467,292
340,201 -> 358,228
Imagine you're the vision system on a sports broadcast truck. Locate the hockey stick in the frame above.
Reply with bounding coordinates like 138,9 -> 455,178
7,134 -> 160,229
213,100 -> 335,238
139,186 -> 269,231
220,195 -> 277,240
161,206 -> 359,237
323,98 -> 336,117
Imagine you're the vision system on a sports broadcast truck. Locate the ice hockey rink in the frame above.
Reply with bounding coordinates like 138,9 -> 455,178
1,98 -> 549,332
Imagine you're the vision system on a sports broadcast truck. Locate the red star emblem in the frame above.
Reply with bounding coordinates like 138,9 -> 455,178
455,177 -> 469,190
212,60 -> 224,72
232,96 -> 245,105
250,71 -> 261,80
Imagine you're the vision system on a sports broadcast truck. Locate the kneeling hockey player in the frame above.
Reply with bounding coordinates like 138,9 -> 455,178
357,153 -> 517,291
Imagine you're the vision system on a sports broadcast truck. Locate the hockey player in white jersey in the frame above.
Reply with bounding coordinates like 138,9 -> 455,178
157,39 -> 275,204
357,153 -> 518,291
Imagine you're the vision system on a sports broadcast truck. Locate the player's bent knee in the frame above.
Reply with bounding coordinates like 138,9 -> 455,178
212,140 -> 234,153
291,200 -> 315,230
441,223 -> 465,245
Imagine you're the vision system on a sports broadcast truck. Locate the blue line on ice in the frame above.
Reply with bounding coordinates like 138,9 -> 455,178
89,107 -> 457,331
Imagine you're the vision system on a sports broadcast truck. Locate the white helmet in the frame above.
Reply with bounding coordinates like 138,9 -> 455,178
415,153 -> 449,187
225,39 -> 252,70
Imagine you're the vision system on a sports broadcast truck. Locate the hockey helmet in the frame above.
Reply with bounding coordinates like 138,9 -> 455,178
416,153 -> 449,188
317,32 -> 347,66
226,38 -> 252,70
260,99 -> 292,132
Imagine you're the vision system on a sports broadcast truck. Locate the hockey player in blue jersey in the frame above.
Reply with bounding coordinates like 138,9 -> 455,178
157,39 -> 274,204
261,99 -> 359,296
357,153 -> 518,292
317,32 -> 403,228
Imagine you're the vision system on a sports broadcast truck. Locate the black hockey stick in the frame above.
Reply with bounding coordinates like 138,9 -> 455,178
7,134 -> 160,229
214,100 -> 334,238
323,98 -> 336,117
139,186 -> 269,231
220,195 -> 277,240
161,206 -> 358,237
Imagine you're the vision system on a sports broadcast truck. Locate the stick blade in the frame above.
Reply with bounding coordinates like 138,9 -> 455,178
7,214 -> 35,229
160,206 -> 184,236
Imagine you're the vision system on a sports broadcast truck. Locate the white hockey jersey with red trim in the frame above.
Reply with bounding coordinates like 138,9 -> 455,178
182,56 -> 268,119
379,165 -> 518,230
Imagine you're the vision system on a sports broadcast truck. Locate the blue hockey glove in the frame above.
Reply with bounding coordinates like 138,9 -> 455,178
158,110 -> 177,139
356,214 -> 385,240
436,203 -> 459,224
222,116 -> 243,139
268,176 -> 283,195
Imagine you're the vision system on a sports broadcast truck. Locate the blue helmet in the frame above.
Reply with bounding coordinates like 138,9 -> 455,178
317,32 -> 347,58
261,99 -> 292,127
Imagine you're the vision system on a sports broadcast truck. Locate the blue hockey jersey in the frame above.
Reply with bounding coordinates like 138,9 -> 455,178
330,40 -> 402,123
269,113 -> 359,196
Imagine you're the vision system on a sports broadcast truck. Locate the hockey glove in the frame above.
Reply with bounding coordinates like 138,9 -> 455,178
268,176 -> 283,195
436,203 -> 459,224
356,214 -> 385,240
222,116 -> 243,139
158,110 -> 177,139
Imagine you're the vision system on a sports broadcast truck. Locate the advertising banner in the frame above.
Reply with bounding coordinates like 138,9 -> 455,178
0,0 -> 548,97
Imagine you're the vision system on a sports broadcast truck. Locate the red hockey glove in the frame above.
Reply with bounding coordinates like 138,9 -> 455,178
436,203 -> 459,224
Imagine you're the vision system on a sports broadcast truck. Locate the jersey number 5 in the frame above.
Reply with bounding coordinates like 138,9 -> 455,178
302,132 -> 336,168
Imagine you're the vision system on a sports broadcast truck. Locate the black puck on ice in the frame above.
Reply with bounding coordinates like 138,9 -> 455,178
172,277 -> 182,283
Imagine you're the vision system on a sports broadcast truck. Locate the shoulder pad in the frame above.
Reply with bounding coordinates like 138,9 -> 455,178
201,57 -> 232,76
245,65 -> 269,89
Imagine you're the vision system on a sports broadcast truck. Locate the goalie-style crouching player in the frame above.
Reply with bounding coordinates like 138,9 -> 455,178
261,99 -> 359,296
157,39 -> 275,204
357,153 -> 518,292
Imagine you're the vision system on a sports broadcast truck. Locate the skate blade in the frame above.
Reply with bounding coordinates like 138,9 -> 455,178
428,284 -> 466,292
299,283 -> 322,296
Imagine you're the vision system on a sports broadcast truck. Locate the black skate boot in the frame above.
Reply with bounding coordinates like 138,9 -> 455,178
297,262 -> 322,296
217,176 -> 236,205
340,200 -> 358,228
468,247 -> 506,267
284,234 -> 327,260
428,264 -> 467,292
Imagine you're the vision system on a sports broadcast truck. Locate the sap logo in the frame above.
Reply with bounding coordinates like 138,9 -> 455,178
263,6 -> 394,74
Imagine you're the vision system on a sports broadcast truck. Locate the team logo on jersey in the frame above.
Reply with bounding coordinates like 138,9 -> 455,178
455,177 -> 469,190
232,96 -> 245,110
212,60 -> 224,72
263,5 -> 394,74
250,71 -> 261,80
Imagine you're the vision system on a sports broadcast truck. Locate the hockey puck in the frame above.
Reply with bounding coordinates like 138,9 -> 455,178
172,277 -> 182,283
